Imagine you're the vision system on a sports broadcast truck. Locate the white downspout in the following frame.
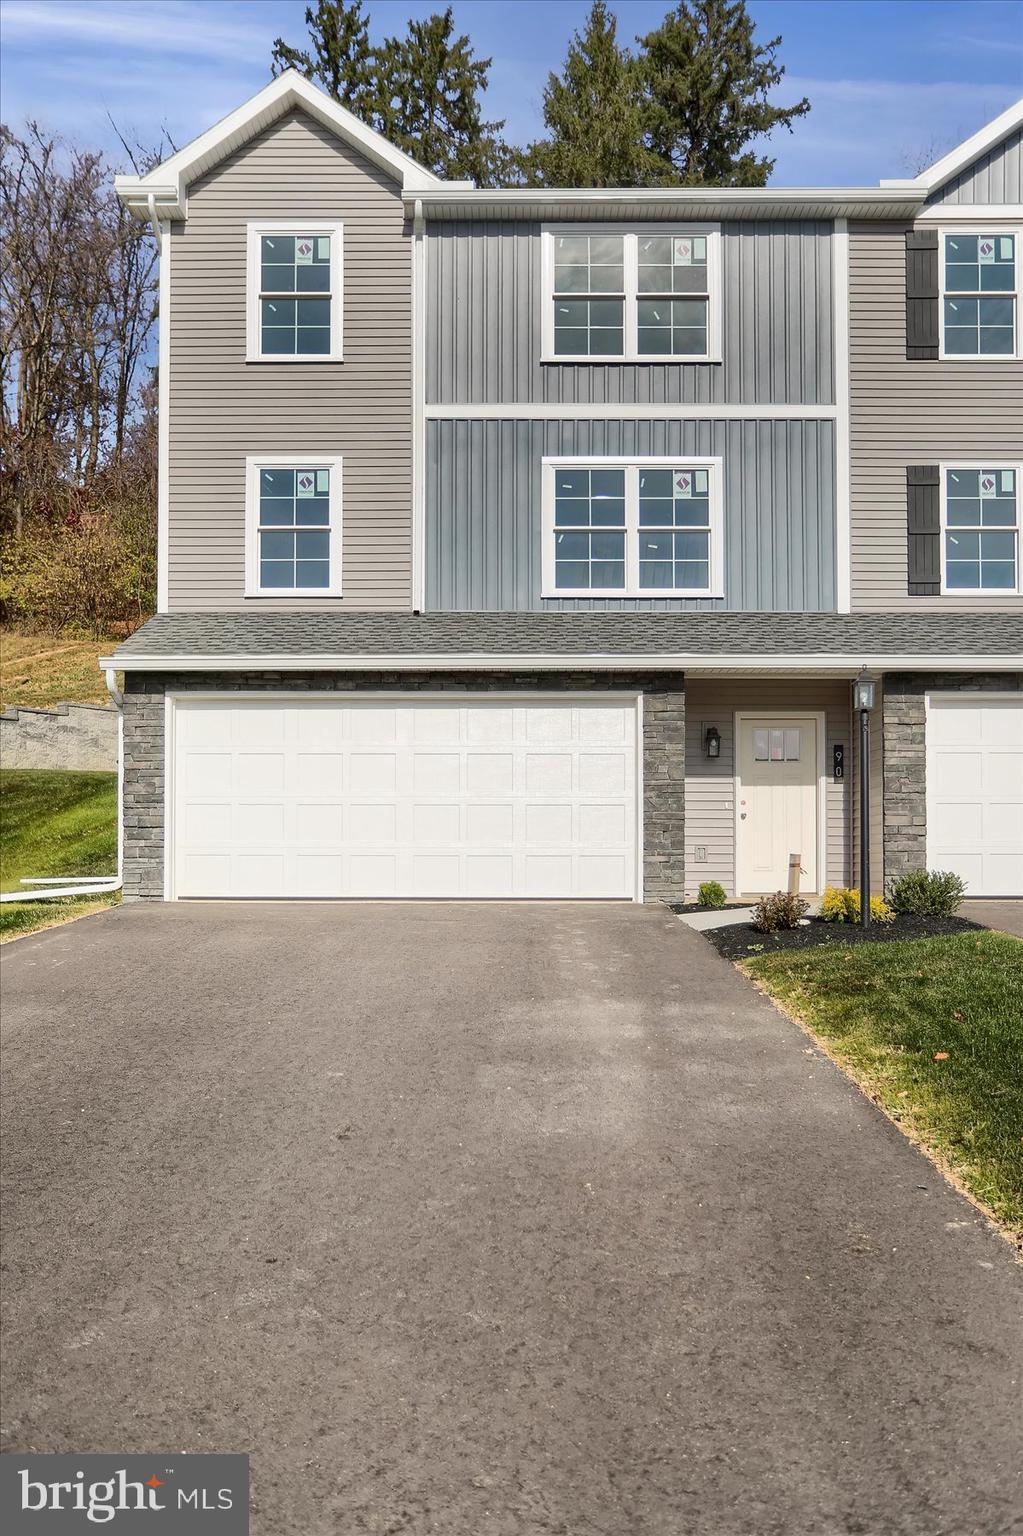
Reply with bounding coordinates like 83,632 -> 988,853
0,669 -> 124,903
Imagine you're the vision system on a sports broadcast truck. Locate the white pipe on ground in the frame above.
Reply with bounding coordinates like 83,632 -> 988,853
0,669 -> 124,904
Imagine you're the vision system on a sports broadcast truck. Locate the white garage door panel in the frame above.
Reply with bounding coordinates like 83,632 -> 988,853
172,698 -> 638,899
927,696 -> 1023,897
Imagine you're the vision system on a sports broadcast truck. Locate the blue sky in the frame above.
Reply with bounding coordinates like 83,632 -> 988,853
1,0 -> 1021,183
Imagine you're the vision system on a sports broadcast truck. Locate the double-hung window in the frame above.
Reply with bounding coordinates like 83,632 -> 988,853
940,232 -> 1019,357
245,456 -> 342,596
542,457 -> 723,598
543,228 -> 721,361
941,465 -> 1021,594
247,222 -> 343,361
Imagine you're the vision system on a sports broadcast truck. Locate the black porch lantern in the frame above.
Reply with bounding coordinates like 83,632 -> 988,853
704,725 -> 721,758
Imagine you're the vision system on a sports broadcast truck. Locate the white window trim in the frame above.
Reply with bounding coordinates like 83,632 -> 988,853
937,226 -> 1022,361
246,221 -> 344,363
244,454 -> 343,598
540,226 -> 723,364
938,459 -> 1022,597
541,454 -> 724,599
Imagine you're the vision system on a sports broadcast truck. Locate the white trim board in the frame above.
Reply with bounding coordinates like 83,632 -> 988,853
832,219 -> 851,614
101,651 -> 1023,675
424,403 -> 838,421
156,218 -> 171,613
733,709 -> 828,897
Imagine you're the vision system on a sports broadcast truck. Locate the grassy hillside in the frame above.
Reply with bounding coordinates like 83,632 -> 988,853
1,631 -> 120,709
0,770 -> 119,940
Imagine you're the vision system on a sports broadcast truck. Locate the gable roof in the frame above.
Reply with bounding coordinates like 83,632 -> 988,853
115,69 -> 450,220
879,96 -> 1023,195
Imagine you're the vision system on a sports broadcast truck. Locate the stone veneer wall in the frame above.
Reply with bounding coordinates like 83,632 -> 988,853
122,671 -> 685,902
881,671 -> 1022,886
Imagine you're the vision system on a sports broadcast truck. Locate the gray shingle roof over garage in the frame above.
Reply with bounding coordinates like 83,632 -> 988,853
104,610 -> 1023,671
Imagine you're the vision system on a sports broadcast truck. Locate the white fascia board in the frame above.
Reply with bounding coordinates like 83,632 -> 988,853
880,97 -> 1023,195
99,652 -> 1023,674
405,186 -> 926,219
115,70 -> 442,220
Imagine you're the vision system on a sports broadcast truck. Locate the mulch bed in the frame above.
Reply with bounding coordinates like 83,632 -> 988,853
675,911 -> 986,962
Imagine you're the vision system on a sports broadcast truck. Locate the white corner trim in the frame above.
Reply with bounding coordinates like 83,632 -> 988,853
246,222 -> 343,363
540,225 -> 723,364
914,204 -> 1023,224
424,403 -> 838,421
156,218 -> 171,613
833,219 -> 851,614
244,454 -> 343,598
411,198 -> 427,610
540,455 -> 725,599
880,98 -> 1023,195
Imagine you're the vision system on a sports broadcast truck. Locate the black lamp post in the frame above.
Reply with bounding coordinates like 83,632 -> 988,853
854,669 -> 877,928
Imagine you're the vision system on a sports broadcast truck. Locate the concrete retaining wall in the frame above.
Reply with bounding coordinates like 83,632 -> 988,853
0,702 -> 118,771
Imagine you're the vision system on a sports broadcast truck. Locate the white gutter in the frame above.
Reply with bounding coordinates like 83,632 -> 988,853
97,651 -> 1022,674
0,670 -> 123,904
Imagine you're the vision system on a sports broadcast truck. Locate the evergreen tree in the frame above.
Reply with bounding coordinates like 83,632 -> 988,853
519,1 -> 660,187
271,0 -> 376,119
638,0 -> 810,187
376,9 -> 512,186
270,1 -> 510,187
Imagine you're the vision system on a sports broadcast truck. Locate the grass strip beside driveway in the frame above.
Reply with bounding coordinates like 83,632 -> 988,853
744,933 -> 1023,1243
0,769 -> 119,940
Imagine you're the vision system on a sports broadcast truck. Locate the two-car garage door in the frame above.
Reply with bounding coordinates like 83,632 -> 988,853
926,694 -> 1023,897
170,696 -> 639,900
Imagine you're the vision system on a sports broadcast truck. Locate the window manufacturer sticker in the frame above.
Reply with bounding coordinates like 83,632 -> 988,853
316,236 -> 331,262
674,237 -> 692,264
674,472 -> 692,497
1002,471 -> 1016,494
315,469 -> 330,495
980,473 -> 996,495
296,238 -> 314,265
296,471 -> 316,497
999,236 -> 1014,261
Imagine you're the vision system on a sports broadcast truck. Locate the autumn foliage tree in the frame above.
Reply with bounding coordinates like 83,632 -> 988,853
0,123 -> 160,631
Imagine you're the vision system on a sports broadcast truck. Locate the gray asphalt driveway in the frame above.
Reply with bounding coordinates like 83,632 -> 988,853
2,903 -> 1020,1536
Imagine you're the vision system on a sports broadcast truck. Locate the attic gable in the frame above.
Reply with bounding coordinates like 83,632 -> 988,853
116,70 -> 452,221
880,96 -> 1023,201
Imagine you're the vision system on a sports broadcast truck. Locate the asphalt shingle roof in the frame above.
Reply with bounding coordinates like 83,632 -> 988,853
108,610 -> 1023,663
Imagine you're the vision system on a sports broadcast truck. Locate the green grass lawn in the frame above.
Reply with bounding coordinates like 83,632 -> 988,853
0,770 -> 119,940
745,933 -> 1023,1242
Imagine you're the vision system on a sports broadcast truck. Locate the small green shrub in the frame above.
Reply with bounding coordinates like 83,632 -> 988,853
751,891 -> 809,932
697,879 -> 727,909
821,885 -> 895,924
888,869 -> 967,917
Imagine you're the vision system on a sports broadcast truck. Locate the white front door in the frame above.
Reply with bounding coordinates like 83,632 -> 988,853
170,696 -> 639,900
736,716 -> 821,895
926,694 -> 1023,896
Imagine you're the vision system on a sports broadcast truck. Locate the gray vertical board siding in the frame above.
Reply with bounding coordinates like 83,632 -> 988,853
849,221 -> 1023,612
426,418 -> 836,611
425,220 -> 834,406
168,110 -> 412,612
684,679 -> 851,897
924,127 -> 1023,206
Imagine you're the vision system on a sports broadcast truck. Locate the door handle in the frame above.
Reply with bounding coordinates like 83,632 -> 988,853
740,812 -> 747,820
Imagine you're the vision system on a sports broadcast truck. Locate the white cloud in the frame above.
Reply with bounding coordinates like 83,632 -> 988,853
0,0 -> 271,63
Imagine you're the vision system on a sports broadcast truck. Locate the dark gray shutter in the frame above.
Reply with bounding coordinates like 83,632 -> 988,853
906,230 -> 939,359
907,465 -> 940,595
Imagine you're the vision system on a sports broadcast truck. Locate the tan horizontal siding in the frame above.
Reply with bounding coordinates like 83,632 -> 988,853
684,680 -> 851,898
848,221 -> 1023,613
167,110 -> 412,612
